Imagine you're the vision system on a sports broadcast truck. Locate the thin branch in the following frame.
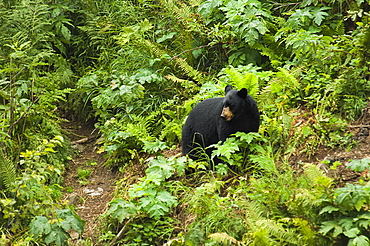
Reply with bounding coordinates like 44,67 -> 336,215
268,1 -> 301,11
171,43 -> 218,60
348,125 -> 370,128
110,218 -> 133,246
7,92 -> 41,136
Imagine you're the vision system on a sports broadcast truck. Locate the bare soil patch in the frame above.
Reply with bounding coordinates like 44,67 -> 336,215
62,122 -> 118,244
298,102 -> 370,185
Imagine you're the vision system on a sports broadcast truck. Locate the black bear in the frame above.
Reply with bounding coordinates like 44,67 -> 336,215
182,85 -> 260,163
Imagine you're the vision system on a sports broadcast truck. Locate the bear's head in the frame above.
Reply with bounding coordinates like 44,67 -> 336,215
220,85 -> 248,121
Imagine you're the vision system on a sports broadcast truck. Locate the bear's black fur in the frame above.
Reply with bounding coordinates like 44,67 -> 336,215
182,85 -> 260,162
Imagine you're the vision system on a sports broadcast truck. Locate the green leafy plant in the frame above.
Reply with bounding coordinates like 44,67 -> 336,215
211,132 -> 274,175
319,183 -> 370,245
0,135 -> 79,245
347,158 -> 370,172
30,209 -> 85,246
76,167 -> 92,185
105,156 -> 186,244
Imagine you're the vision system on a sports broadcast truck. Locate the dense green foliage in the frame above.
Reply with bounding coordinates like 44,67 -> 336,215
0,0 -> 370,245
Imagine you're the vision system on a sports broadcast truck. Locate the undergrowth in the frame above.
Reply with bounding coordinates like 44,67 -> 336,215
1,0 -> 370,245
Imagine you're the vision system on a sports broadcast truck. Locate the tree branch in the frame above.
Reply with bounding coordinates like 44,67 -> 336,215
7,93 -> 41,136
171,43 -> 219,60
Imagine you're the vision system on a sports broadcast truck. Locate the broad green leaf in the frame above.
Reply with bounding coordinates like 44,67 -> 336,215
215,163 -> 228,176
146,156 -> 175,180
312,7 -> 330,26
44,225 -> 69,246
349,235 -> 370,246
340,218 -> 355,231
157,32 -> 177,43
30,216 -> 51,237
198,0 -> 223,17
344,228 -> 360,238
143,139 -> 167,153
156,190 -> 177,207
147,203 -> 169,219
56,209 -> 85,234
139,19 -> 152,32
211,139 -> 239,159
319,205 -> 339,215
347,158 -> 370,172
146,172 -> 163,186
319,220 -> 342,237
335,189 -> 352,205
107,199 -> 137,223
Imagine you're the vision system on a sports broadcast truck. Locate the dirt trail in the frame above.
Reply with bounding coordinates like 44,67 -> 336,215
63,122 -> 118,244
292,103 -> 370,185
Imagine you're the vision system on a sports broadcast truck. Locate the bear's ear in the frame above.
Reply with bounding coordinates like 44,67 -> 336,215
225,85 -> 233,94
238,88 -> 248,98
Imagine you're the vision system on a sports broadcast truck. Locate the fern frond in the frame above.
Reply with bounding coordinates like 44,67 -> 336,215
277,67 -> 300,88
303,164 -> 333,189
256,219 -> 302,245
164,75 -> 198,89
208,232 -> 241,245
0,153 -> 16,190
281,217 -> 316,243
174,57 -> 206,83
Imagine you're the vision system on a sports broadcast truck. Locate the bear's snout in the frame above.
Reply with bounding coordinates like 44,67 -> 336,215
221,107 -> 234,121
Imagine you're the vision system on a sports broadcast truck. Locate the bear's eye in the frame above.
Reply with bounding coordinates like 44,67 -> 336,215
226,103 -> 235,109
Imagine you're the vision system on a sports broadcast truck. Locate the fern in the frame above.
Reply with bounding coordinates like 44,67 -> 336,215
0,153 -> 16,190
277,68 -> 300,87
173,57 -> 207,84
208,232 -> 240,244
303,164 -> 333,190
219,65 -> 259,98
245,202 -> 312,245
244,201 -> 275,245
164,74 -> 198,89
256,219 -> 302,245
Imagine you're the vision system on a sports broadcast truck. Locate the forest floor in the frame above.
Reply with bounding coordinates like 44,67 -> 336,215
62,104 -> 370,245
63,121 -> 119,245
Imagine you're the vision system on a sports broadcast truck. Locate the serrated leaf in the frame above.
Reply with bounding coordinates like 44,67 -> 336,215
156,190 -> 177,207
143,139 -> 167,154
358,212 -> 370,221
146,172 -> 163,185
107,199 -> 137,223
56,209 -> 85,234
235,131 -> 263,143
312,7 -> 330,25
340,218 -> 354,231
335,189 -> 352,205
319,220 -> 342,237
44,225 -> 69,246
344,228 -> 360,238
211,139 -> 239,159
350,235 -> 370,246
198,0 -> 223,17
30,216 -> 51,237
146,156 -> 175,181
157,32 -> 177,43
147,203 -> 168,219
139,19 -> 152,32
139,196 -> 155,210
347,158 -> 370,172
319,205 -> 340,215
